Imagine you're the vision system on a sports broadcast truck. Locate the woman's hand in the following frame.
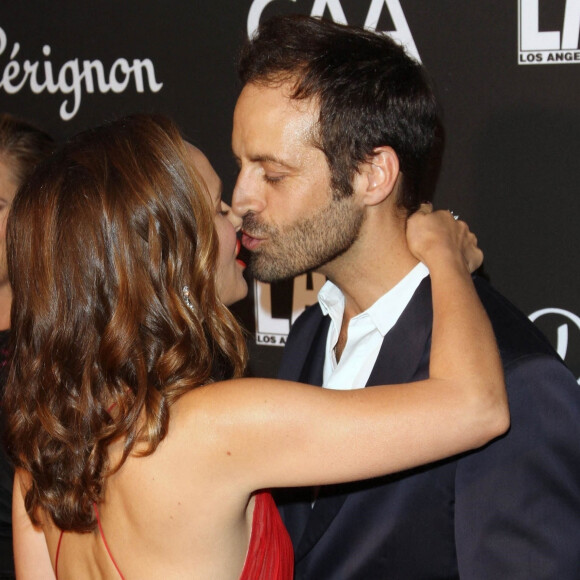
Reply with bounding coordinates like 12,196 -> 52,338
406,204 -> 483,273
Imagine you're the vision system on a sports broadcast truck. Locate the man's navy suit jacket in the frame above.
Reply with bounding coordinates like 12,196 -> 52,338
276,276 -> 580,579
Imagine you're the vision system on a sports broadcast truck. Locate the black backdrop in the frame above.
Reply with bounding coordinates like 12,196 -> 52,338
1,1 -> 578,382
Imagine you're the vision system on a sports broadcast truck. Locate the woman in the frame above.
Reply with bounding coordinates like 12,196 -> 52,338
5,115 -> 507,579
0,113 -> 54,580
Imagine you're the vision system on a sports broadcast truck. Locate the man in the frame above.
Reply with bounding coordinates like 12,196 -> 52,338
231,15 -> 580,579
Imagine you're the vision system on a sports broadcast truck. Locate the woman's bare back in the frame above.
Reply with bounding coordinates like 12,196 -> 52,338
42,391 -> 257,579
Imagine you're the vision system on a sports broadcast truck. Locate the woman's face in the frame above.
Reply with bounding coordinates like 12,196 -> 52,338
187,145 -> 248,306
0,158 -> 18,288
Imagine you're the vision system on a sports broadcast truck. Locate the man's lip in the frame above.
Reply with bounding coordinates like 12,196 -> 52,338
241,231 -> 263,251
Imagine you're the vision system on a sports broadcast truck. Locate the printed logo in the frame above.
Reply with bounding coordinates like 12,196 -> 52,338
518,0 -> 580,64
247,0 -> 420,61
254,273 -> 326,347
0,26 -> 163,121
529,307 -> 580,384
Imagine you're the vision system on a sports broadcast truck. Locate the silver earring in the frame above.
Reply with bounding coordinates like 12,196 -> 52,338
183,285 -> 194,311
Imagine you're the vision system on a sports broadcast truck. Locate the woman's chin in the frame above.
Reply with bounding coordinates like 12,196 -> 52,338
221,281 -> 249,307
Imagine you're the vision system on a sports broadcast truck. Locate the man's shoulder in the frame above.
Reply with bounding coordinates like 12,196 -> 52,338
282,275 -> 564,374
472,275 -> 561,368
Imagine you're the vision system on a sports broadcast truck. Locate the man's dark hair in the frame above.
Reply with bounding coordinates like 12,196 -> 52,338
238,15 -> 443,212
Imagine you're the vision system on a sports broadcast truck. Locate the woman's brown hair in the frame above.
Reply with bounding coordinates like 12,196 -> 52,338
4,114 -> 247,532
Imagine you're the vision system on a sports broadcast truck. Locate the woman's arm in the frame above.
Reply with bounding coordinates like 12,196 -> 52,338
182,209 -> 508,491
13,469 -> 56,580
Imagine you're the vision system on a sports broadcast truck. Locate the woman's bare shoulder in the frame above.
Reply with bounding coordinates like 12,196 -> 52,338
171,378 -> 282,426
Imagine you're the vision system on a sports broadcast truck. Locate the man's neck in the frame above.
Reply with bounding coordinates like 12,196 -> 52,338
319,212 -> 419,322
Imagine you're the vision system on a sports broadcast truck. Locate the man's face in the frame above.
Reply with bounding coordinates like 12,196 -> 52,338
232,82 -> 364,282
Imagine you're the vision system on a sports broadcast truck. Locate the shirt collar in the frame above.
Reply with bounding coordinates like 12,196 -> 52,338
318,262 -> 429,336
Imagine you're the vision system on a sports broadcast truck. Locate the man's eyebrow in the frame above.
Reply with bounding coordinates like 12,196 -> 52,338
253,153 -> 289,165
233,153 -> 295,168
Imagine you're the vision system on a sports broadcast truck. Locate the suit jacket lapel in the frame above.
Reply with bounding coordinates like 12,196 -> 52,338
367,276 -> 433,386
295,277 -> 434,562
278,305 -> 329,386
277,309 -> 329,549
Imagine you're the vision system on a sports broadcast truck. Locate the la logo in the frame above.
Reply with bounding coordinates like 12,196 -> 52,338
247,0 -> 421,62
520,0 -> 580,50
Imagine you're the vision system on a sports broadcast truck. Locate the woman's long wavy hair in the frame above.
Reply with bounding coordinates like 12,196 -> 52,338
4,114 -> 247,532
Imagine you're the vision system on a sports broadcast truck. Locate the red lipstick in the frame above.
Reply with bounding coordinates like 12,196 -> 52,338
236,239 -> 246,268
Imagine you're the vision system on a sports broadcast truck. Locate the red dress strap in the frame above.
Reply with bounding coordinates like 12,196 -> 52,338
56,491 -> 291,579
94,502 -> 125,579
54,529 -> 64,579
54,508 -> 124,579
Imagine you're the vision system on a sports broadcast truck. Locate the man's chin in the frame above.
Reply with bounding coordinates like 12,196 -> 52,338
249,256 -> 295,283
249,259 -> 312,284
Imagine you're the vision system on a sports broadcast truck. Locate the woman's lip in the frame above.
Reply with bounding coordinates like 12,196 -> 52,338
235,240 -> 246,267
241,231 -> 263,251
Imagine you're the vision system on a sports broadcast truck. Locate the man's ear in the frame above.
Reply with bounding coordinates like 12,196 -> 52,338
356,147 -> 400,207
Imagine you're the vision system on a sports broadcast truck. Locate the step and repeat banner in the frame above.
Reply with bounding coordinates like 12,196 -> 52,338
0,1 -> 578,381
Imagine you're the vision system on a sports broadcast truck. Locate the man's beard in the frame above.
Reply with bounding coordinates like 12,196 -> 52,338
243,194 -> 364,282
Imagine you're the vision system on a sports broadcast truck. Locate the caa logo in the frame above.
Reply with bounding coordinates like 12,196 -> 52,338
519,0 -> 580,64
247,0 -> 421,62
529,308 -> 580,384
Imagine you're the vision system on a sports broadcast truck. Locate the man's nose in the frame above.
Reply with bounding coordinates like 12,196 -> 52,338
232,171 -> 266,218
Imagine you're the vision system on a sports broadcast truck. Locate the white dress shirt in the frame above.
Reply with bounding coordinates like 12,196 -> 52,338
320,262 -> 429,390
